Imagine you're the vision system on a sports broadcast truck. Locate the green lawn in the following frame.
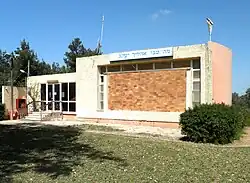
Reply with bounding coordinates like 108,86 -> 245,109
0,123 -> 250,183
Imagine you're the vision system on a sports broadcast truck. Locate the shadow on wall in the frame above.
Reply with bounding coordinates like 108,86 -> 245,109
0,124 -> 127,182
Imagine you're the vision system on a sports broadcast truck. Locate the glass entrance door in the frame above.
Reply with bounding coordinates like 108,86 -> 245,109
47,83 -> 61,111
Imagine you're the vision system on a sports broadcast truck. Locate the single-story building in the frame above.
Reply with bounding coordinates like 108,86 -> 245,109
27,41 -> 232,127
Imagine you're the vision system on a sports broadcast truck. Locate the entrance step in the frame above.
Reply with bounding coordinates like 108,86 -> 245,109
21,111 -> 63,121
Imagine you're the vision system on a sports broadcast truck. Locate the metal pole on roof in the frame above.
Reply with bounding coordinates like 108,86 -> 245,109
97,15 -> 105,54
206,18 -> 214,42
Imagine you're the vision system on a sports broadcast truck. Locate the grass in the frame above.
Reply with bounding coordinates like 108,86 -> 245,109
0,123 -> 250,183
77,123 -> 123,132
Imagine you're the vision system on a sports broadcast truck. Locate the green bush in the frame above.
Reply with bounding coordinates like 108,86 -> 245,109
180,103 -> 246,145
0,103 -> 5,121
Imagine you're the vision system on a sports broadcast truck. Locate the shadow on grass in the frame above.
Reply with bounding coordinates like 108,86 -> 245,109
0,123 -> 127,182
179,136 -> 193,142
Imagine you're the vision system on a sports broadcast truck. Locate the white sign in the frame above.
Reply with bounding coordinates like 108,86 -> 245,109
109,47 -> 173,61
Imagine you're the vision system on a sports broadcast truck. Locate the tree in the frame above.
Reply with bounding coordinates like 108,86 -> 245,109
12,40 -> 66,86
51,62 -> 69,74
0,50 -> 11,103
27,82 -> 40,112
232,92 -> 241,105
13,39 -> 37,86
64,38 -> 101,72
232,88 -> 250,108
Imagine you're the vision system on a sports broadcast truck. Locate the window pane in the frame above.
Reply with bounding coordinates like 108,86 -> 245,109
192,91 -> 200,103
62,83 -> 68,101
41,102 -> 46,111
99,66 -> 106,74
173,60 -> 190,68
100,75 -> 104,83
62,102 -> 68,112
41,84 -> 46,101
100,93 -> 104,100
48,101 -> 53,110
107,65 -> 121,72
69,102 -> 76,112
193,60 -> 200,69
100,101 -> 104,110
137,63 -> 153,70
69,82 -> 76,101
193,81 -> 200,91
155,61 -> 171,69
122,64 -> 136,71
193,70 -> 200,79
48,85 -> 53,101
54,84 -> 60,101
54,102 -> 60,110
99,85 -> 104,92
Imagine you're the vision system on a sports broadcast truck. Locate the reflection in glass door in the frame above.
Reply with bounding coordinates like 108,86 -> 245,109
48,84 -> 53,110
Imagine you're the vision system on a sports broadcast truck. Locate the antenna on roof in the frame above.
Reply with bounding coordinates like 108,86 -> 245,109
206,17 -> 214,42
96,15 -> 105,54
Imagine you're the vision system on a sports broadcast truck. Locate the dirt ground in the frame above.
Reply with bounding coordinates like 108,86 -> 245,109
232,127 -> 250,147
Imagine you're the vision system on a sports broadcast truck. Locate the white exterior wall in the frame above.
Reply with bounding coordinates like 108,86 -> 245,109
76,44 -> 211,122
27,73 -> 76,112
173,44 -> 212,104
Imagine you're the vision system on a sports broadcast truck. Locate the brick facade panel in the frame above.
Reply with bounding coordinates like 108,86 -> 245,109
108,70 -> 186,112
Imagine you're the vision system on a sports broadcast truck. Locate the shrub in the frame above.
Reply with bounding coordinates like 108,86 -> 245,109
180,103 -> 246,145
0,103 -> 5,121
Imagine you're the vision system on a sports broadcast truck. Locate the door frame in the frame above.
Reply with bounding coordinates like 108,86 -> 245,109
46,83 -> 61,112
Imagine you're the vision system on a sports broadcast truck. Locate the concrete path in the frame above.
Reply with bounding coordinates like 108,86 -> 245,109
0,119 -> 183,139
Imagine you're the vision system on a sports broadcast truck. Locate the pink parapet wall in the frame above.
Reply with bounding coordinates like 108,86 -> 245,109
208,41 -> 232,105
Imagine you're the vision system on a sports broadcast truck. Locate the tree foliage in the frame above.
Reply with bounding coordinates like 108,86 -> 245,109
64,38 -> 101,72
0,39 -> 68,103
0,37 -> 100,103
233,88 -> 250,108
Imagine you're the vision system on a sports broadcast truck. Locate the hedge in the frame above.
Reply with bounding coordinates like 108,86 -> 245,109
179,103 -> 247,145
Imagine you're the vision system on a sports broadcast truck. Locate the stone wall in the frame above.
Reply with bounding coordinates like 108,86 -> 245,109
108,70 -> 186,112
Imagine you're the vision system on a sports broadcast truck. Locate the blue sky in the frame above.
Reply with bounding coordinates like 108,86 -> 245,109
0,0 -> 249,94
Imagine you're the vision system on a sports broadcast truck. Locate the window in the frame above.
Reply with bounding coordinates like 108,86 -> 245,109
69,102 -> 76,112
122,64 -> 136,71
193,81 -> 200,91
48,85 -> 53,101
54,84 -> 60,101
98,68 -> 105,110
99,66 -> 106,74
41,84 -> 46,101
193,70 -> 200,79
154,61 -> 171,69
173,60 -> 190,68
62,102 -> 68,112
192,60 -> 201,107
69,83 -> 76,101
107,65 -> 121,72
193,60 -> 200,69
137,63 -> 153,70
61,83 -> 68,101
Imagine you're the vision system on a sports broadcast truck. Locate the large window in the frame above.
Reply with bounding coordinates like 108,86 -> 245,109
98,67 -> 105,110
40,82 -> 76,113
191,60 -> 201,107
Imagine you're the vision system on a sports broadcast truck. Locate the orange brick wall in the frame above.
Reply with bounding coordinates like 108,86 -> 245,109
108,70 -> 186,112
